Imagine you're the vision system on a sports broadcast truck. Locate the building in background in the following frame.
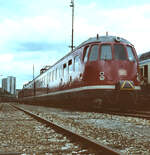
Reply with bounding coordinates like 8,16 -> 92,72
2,76 -> 16,95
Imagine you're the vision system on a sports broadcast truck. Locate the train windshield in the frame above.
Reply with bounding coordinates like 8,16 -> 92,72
100,44 -> 112,60
126,46 -> 136,61
89,45 -> 99,61
114,44 -> 127,60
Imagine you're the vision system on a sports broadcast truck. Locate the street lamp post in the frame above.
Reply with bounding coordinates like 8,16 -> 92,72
33,65 -> 36,96
70,0 -> 75,51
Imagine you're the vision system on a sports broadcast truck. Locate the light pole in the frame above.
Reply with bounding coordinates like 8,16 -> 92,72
70,0 -> 75,51
33,65 -> 36,96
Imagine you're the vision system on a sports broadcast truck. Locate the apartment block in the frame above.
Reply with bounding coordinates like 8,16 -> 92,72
2,76 -> 16,95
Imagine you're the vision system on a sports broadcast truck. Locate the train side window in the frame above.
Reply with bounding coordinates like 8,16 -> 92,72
51,71 -> 53,81
58,67 -> 60,78
55,68 -> 57,80
114,44 -> 127,60
45,76 -> 46,85
44,76 -> 46,85
52,70 -> 54,81
68,59 -> 73,75
49,72 -> 51,82
48,72 -> 49,82
63,63 -> 67,77
60,66 -> 63,78
41,77 -> 43,85
74,56 -> 80,72
43,77 -> 45,85
100,45 -> 112,60
83,46 -> 89,62
126,46 -> 136,61
89,45 -> 99,62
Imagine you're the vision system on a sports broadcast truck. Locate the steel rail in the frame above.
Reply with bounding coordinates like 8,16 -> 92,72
98,108 -> 150,120
117,111 -> 150,120
10,104 -> 121,155
0,153 -> 21,155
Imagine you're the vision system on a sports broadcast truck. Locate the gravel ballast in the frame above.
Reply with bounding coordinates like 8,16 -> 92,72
0,103 -> 96,154
18,103 -> 150,154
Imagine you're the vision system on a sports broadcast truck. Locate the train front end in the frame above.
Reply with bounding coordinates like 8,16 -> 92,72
82,36 -> 141,108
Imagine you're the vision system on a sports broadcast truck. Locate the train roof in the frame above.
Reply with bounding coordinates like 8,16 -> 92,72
23,35 -> 133,88
139,59 -> 150,66
77,35 -> 133,49
139,51 -> 150,62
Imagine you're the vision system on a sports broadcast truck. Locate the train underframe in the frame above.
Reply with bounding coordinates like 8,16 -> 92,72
19,88 -> 140,111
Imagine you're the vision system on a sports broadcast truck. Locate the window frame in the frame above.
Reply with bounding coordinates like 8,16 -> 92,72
89,44 -> 99,62
82,46 -> 90,63
126,45 -> 136,62
74,55 -> 80,72
113,44 -> 128,61
63,63 -> 67,77
100,44 -> 112,61
68,59 -> 73,75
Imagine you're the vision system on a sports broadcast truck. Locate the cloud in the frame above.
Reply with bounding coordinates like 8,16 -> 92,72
0,50 -> 65,88
16,42 -> 67,52
74,3 -> 150,53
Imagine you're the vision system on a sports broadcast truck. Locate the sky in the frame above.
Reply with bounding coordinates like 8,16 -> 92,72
0,0 -> 150,89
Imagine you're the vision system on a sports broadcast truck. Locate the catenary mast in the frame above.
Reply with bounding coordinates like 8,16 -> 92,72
70,0 -> 75,51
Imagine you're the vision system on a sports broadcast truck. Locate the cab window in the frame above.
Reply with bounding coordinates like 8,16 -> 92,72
114,44 -> 127,60
83,46 -> 89,63
89,45 -> 99,61
126,46 -> 136,61
100,44 -> 112,60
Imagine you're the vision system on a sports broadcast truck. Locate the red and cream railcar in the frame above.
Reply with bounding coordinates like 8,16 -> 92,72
19,35 -> 141,108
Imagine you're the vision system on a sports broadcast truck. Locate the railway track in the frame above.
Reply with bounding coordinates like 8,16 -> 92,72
12,103 -> 150,154
0,103 -> 120,154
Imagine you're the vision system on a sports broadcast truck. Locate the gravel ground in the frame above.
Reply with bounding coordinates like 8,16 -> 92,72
17,103 -> 150,154
0,103 -> 96,154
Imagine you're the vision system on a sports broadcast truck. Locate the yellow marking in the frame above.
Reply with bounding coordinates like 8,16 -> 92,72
121,81 -> 126,89
128,81 -> 135,89
120,80 -> 134,90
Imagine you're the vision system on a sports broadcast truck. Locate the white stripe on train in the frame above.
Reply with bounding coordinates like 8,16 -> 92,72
23,85 -> 141,99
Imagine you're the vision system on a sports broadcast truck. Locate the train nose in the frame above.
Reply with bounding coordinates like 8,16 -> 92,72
115,80 -> 134,90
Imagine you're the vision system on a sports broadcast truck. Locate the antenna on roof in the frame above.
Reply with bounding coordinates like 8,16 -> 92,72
69,0 -> 75,51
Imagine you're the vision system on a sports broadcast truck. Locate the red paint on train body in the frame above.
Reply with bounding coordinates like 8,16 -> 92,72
18,36 -> 141,109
